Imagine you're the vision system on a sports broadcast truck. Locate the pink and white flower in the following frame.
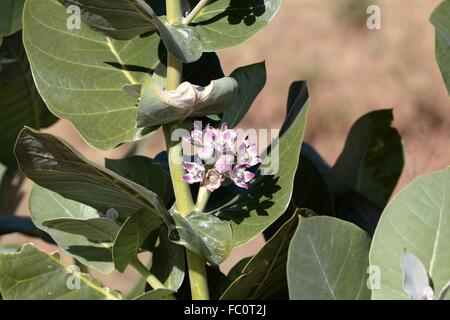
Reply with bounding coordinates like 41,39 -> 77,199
183,123 -> 260,191
230,164 -> 255,189
182,160 -> 205,184
237,138 -> 262,167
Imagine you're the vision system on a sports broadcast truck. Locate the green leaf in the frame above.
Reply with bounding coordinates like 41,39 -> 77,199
137,63 -> 238,128
221,212 -> 300,300
431,0 -> 450,95
0,32 -> 57,168
263,153 -> 335,240
190,0 -> 283,51
106,156 -> 174,207
370,167 -> 450,300
150,226 -> 185,291
0,243 -> 121,300
287,216 -> 371,300
0,0 -> 24,37
170,211 -> 232,265
210,81 -> 310,246
57,0 -> 159,40
15,128 -> 169,222
29,184 -> 115,273
134,288 -> 176,300
23,0 -> 162,150
329,109 -> 404,209
112,209 -> 162,273
42,217 -> 120,242
222,62 -> 266,128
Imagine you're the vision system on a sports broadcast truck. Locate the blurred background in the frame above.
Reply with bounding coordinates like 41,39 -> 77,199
2,0 -> 449,294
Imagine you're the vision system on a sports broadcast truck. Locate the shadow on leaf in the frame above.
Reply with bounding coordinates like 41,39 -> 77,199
192,0 -> 266,27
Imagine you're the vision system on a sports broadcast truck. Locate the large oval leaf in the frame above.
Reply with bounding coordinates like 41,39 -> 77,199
0,32 -> 57,167
170,211 -> 232,265
29,184 -> 116,273
370,167 -> 450,300
287,216 -> 371,300
0,243 -> 121,300
221,211 -> 300,300
112,209 -> 162,272
23,0 -> 161,150
15,128 -> 169,222
329,109 -> 404,209
190,0 -> 283,51
431,0 -> 450,95
209,81 -> 310,246
221,61 -> 266,128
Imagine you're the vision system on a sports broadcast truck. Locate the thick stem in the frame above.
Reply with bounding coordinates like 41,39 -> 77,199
183,0 -> 210,25
164,0 -> 210,301
195,185 -> 211,212
163,125 -> 195,214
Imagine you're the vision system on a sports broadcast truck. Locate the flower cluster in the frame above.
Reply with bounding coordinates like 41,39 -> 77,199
183,123 -> 262,192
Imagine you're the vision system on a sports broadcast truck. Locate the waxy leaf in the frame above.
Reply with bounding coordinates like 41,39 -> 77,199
329,109 -> 404,209
150,226 -> 185,291
209,81 -> 310,246
287,216 -> 371,300
57,0 -> 159,40
29,184 -> 116,273
0,243 -> 121,300
23,0 -> 162,150
170,211 -> 232,265
221,62 -> 266,128
106,156 -> 174,207
112,209 -> 162,272
431,0 -> 450,95
0,32 -> 57,167
43,217 -> 120,242
221,212 -> 300,300
127,0 -> 203,63
0,0 -> 24,38
370,167 -> 450,300
15,128 -> 169,222
190,0 -> 283,51
137,63 -> 238,127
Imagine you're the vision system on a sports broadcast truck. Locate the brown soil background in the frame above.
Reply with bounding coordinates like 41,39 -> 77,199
2,0 -> 450,295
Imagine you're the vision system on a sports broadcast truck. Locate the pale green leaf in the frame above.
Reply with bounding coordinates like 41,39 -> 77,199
370,167 -> 450,300
287,216 -> 371,300
23,0 -> 161,150
0,243 -> 121,300
191,0 -> 283,51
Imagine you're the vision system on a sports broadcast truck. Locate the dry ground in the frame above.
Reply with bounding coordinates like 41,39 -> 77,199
2,0 -> 449,295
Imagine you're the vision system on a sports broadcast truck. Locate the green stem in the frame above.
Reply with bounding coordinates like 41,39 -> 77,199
182,0 -> 210,25
195,185 -> 211,212
130,258 -> 168,291
164,0 -> 210,300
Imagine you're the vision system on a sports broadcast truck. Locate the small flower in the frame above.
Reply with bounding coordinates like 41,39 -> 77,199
237,137 -> 262,167
203,169 -> 224,192
230,164 -> 255,189
183,160 -> 205,184
190,124 -> 217,161
214,154 -> 235,174
216,123 -> 237,151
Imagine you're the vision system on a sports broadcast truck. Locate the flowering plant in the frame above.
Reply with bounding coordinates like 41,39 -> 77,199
0,0 -> 449,301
